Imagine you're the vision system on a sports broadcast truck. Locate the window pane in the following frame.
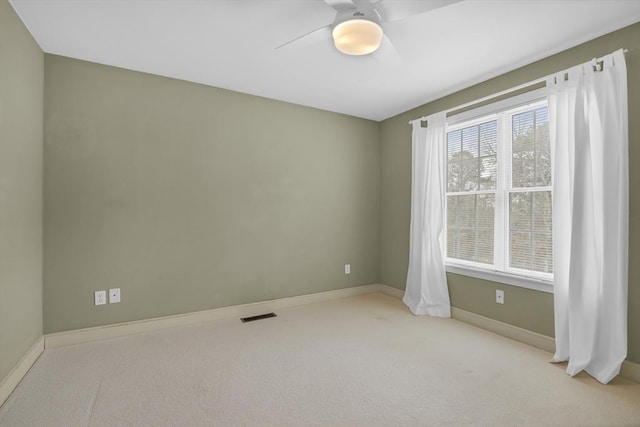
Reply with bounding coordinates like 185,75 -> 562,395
509,190 -> 553,273
476,231 -> 494,264
512,149 -> 534,188
447,130 -> 462,192
447,194 -> 494,265
476,193 -> 495,265
476,194 -> 495,229
479,121 -> 497,156
533,191 -> 552,232
458,230 -> 475,261
479,121 -> 497,190
533,232 -> 553,273
510,231 -> 532,270
533,192 -> 553,273
457,195 -> 475,227
535,107 -> 551,186
479,155 -> 496,190
512,106 -> 550,188
509,192 -> 531,231
447,120 -> 497,193
462,158 -> 479,191
447,229 -> 457,258
462,126 -> 479,155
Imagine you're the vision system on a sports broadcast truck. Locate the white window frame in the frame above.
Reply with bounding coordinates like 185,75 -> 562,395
444,89 -> 553,293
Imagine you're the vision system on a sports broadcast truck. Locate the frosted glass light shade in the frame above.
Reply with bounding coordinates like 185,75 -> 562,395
332,19 -> 383,55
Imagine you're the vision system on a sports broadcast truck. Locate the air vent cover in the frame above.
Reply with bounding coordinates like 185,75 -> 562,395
241,312 -> 277,323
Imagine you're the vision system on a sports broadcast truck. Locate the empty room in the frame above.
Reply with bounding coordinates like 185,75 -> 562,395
1,0 -> 639,425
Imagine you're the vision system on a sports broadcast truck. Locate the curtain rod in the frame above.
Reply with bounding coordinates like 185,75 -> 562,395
409,48 -> 629,126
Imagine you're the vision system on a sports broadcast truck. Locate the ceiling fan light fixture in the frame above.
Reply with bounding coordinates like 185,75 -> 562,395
332,18 -> 383,56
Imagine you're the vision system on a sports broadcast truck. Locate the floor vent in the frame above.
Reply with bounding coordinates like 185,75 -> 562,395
241,312 -> 277,323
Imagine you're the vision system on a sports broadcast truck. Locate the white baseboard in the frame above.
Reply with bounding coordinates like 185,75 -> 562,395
40,283 -> 640,384
45,284 -> 383,349
375,284 -> 640,384
375,284 -> 404,299
375,284 -> 556,352
620,358 -> 640,384
0,336 -> 44,407
450,306 -> 556,353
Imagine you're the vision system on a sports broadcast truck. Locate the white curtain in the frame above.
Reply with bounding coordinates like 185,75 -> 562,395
403,112 -> 451,317
547,49 -> 628,384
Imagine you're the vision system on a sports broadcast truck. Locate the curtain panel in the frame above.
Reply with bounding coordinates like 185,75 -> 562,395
547,49 -> 628,384
403,112 -> 451,317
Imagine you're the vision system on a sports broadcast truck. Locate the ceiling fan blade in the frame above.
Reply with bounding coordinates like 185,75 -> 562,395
276,24 -> 332,50
323,0 -> 356,12
375,0 -> 462,22
372,34 -> 402,67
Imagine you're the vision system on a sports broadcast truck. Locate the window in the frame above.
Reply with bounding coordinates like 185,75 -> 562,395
445,95 -> 553,291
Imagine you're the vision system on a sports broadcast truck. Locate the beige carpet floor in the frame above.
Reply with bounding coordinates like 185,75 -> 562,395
1,292 -> 639,426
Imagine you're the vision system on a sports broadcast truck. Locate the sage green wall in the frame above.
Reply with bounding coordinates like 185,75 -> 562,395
0,0 -> 44,382
380,23 -> 640,364
43,55 -> 380,333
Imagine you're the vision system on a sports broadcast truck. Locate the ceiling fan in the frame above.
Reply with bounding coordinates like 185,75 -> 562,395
276,0 -> 461,63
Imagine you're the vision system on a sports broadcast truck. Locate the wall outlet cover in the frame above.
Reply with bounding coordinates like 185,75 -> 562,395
95,290 -> 106,306
496,289 -> 505,304
109,288 -> 121,304
344,264 -> 351,274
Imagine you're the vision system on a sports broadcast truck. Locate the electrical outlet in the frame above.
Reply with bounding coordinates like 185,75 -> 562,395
496,289 -> 505,304
95,290 -> 106,306
109,288 -> 121,304
344,264 -> 351,275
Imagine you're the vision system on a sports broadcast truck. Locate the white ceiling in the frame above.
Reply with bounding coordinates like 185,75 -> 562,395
10,0 -> 640,121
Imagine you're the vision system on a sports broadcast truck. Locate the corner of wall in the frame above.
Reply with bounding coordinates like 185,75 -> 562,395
0,0 -> 45,390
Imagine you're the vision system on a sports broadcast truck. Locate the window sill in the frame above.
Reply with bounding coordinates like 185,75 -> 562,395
445,264 -> 554,293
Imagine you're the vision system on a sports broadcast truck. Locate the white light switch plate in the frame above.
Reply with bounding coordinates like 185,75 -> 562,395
109,288 -> 121,303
